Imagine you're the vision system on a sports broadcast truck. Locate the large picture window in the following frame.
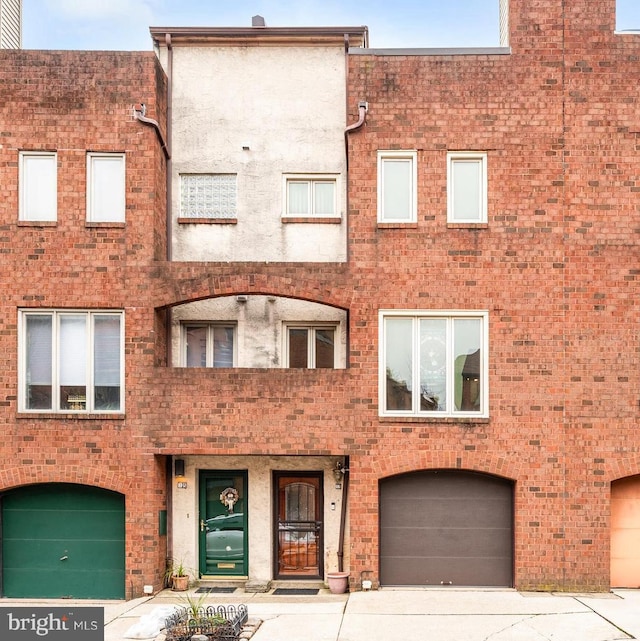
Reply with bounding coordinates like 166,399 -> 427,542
20,310 -> 124,413
380,311 -> 487,416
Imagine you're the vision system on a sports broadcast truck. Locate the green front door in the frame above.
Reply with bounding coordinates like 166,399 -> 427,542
1,483 -> 125,599
199,471 -> 247,577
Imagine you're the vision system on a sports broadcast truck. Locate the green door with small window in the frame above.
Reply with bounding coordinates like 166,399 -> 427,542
199,471 -> 248,577
1,483 -> 125,598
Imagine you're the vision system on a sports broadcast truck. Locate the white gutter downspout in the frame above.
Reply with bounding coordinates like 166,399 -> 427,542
344,101 -> 368,169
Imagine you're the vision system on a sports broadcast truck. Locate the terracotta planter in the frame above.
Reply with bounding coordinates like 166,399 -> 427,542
171,575 -> 189,591
326,571 -> 349,594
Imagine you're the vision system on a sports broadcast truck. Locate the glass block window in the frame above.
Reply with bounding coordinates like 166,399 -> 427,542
180,174 -> 237,219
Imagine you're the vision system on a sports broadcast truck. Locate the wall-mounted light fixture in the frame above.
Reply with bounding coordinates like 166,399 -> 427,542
174,458 -> 185,477
332,460 -> 348,487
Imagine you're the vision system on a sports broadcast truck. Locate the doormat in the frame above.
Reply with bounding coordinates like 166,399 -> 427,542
272,588 -> 319,596
195,587 -> 238,593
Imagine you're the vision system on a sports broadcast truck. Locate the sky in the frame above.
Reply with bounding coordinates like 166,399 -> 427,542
21,0 -> 640,51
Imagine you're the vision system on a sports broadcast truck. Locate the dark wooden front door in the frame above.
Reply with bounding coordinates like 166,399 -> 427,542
274,472 -> 323,579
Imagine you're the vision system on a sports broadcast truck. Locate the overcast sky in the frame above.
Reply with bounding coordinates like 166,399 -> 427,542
21,0 -> 640,51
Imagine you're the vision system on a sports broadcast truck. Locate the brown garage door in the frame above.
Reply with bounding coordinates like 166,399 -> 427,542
380,470 -> 513,587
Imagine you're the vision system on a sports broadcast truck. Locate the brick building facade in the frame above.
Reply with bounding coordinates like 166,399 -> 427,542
1,0 -> 640,597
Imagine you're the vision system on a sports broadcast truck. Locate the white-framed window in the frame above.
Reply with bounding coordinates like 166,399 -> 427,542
19,310 -> 124,413
19,151 -> 57,222
285,325 -> 336,368
377,150 -> 417,223
283,174 -> 338,217
447,152 -> 488,223
87,153 -> 126,222
180,174 -> 237,219
380,311 -> 488,417
182,323 -> 235,367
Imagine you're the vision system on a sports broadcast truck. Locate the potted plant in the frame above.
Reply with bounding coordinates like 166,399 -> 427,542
165,558 -> 190,591
326,571 -> 349,594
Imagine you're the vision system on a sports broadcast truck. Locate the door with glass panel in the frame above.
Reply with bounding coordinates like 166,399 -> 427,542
274,473 -> 323,578
199,471 -> 247,577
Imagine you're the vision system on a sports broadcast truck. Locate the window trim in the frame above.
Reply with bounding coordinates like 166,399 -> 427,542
86,152 -> 126,223
18,309 -> 125,414
377,150 -> 417,223
282,174 -> 340,219
284,323 -> 338,369
447,152 -> 488,224
378,310 -> 489,418
181,322 -> 237,367
19,151 -> 57,222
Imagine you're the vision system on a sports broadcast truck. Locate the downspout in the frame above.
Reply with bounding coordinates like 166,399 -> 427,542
133,103 -> 170,160
344,101 -> 368,170
165,33 -> 173,263
337,456 -> 350,573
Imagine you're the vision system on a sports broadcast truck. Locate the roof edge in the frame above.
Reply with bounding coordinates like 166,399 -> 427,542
150,26 -> 368,47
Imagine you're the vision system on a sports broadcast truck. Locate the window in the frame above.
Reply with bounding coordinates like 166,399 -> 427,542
286,326 -> 336,368
180,174 -> 237,219
380,311 -> 487,416
284,175 -> 338,217
183,324 -> 235,367
377,151 -> 417,223
19,152 -> 57,222
447,152 -> 487,223
87,153 -> 125,222
20,310 -> 123,413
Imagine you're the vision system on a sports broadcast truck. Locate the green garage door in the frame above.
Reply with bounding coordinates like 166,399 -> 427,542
2,483 -> 125,599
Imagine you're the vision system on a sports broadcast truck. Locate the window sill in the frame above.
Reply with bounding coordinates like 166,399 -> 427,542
281,216 -> 342,224
379,415 -> 489,424
178,217 -> 238,225
18,221 -> 57,227
447,222 -> 489,229
377,222 -> 418,229
17,412 -> 125,420
86,222 -> 126,228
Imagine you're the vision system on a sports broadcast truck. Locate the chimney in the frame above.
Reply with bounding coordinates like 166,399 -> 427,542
252,15 -> 266,28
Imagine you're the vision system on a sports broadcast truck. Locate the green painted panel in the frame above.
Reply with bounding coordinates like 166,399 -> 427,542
2,483 -> 125,599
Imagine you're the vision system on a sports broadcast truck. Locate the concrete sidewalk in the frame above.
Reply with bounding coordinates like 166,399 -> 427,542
3,587 -> 640,641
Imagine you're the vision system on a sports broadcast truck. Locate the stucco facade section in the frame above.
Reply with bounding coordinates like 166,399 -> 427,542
171,455 -> 348,585
170,295 -> 347,368
155,41 -> 352,262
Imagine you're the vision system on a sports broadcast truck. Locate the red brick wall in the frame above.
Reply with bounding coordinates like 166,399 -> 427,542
341,0 -> 640,590
2,0 -> 640,595
0,50 -> 168,595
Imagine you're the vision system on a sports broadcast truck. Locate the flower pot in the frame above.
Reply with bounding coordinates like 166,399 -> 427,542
171,574 -> 189,591
326,571 -> 349,594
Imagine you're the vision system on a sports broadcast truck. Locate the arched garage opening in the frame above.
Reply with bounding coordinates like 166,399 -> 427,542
611,476 -> 640,588
379,470 -> 514,587
1,483 -> 125,599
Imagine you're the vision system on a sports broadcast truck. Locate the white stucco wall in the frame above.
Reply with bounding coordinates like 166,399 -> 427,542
161,44 -> 349,262
171,455 -> 349,585
170,295 -> 347,368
